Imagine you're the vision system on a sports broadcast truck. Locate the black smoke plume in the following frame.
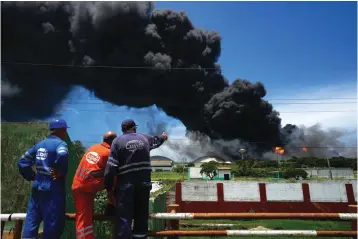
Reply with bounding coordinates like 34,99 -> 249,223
1,1 -> 283,153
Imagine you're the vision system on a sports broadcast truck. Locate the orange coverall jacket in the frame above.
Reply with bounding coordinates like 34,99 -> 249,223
71,142 -> 112,239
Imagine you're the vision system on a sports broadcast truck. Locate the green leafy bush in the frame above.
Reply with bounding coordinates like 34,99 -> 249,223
93,190 -> 113,238
173,164 -> 188,173
282,168 -> 308,180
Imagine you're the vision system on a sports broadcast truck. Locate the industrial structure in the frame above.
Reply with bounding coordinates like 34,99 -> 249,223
150,155 -> 174,172
188,167 -> 232,180
191,155 -> 232,167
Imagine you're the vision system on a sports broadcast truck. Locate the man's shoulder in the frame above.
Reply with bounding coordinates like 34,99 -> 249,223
121,133 -> 148,141
87,143 -> 102,151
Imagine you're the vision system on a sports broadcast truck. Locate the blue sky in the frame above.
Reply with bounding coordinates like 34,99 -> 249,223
57,1 -> 357,150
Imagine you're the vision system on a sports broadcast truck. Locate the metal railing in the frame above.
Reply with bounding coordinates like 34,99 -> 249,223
1,204 -> 357,238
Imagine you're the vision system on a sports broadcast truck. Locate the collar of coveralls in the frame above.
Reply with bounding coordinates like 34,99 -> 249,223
101,142 -> 111,149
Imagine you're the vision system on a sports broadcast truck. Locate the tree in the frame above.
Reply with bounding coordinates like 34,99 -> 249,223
73,140 -> 86,160
200,162 -> 218,180
187,162 -> 195,167
234,159 -> 258,177
173,164 -> 187,173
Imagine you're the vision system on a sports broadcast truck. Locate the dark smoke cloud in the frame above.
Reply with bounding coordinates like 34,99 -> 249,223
279,124 -> 357,158
1,1 -> 283,151
3,2 -> 354,159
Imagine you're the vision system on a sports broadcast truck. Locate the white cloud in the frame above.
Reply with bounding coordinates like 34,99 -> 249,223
272,82 -> 357,130
168,124 -> 186,138
150,124 -> 189,161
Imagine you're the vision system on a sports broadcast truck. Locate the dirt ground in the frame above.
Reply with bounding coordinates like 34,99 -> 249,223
2,232 -> 15,239
2,231 -> 43,239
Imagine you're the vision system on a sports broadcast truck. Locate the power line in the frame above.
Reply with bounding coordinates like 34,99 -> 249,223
1,61 -> 218,71
3,62 -> 356,101
277,110 -> 356,113
267,98 -> 357,101
63,97 -> 358,103
62,98 -> 358,105
62,101 -> 357,105
59,109 -> 356,113
79,140 -> 357,148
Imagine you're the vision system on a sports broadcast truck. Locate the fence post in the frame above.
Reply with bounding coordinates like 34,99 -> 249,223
13,220 -> 23,239
166,204 -> 179,239
348,205 -> 357,239
1,221 -> 5,238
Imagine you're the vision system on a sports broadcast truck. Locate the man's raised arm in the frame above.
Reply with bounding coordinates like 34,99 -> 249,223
142,132 -> 168,151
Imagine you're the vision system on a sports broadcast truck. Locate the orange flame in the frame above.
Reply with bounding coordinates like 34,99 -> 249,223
302,147 -> 308,152
274,146 -> 285,155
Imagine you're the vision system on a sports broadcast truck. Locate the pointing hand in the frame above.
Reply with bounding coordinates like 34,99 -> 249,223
162,132 -> 168,141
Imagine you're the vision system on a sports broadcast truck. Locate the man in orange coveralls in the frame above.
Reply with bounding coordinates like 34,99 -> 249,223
72,131 -> 118,239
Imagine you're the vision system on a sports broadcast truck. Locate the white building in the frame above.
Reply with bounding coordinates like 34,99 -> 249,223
150,156 -> 174,172
191,155 -> 232,167
188,167 -> 232,180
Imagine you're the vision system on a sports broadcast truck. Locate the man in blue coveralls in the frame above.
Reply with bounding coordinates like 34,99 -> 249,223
18,119 -> 70,239
104,119 -> 168,239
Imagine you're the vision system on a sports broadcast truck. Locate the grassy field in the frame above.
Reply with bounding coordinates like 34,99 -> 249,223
1,122 -> 50,213
151,171 -> 358,181
152,171 -> 188,181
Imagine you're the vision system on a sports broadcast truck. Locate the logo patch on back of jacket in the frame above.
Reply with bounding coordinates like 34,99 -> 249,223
86,151 -> 100,164
125,140 -> 144,152
36,148 -> 48,161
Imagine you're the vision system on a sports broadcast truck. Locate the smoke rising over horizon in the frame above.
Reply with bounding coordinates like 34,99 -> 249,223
147,107 -> 357,160
2,2 -> 356,159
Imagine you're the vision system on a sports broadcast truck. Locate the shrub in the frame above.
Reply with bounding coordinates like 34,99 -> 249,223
282,168 -> 308,180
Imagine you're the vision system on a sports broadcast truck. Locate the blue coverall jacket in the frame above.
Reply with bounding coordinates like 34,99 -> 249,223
104,132 -> 166,239
18,135 -> 69,239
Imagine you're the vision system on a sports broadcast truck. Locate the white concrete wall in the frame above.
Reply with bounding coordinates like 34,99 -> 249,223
189,167 -> 203,179
218,169 -> 231,178
305,169 -> 354,179
266,183 -> 304,202
182,182 -> 217,201
181,180 -> 357,202
352,180 -> 357,201
331,169 -> 354,179
309,181 -> 348,202
223,182 -> 260,202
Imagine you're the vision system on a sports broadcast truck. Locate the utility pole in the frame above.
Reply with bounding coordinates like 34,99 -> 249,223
239,148 -> 246,160
182,157 -> 186,181
326,157 -> 333,179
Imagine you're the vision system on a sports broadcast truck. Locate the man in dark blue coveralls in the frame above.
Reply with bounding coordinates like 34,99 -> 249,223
18,119 -> 70,239
104,119 -> 168,239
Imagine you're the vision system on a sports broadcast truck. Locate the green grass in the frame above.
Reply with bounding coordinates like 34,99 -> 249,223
152,171 -> 188,181
1,122 -> 50,213
151,171 -> 356,182
177,219 -> 352,239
